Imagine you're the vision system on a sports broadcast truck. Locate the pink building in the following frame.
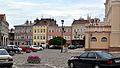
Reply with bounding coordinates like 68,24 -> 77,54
47,26 -> 72,45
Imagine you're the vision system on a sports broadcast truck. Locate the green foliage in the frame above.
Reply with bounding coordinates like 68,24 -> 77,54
49,36 -> 66,45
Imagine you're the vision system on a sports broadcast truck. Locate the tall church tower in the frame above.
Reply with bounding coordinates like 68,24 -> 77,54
105,0 -> 120,51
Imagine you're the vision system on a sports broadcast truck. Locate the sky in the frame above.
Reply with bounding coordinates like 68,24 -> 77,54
0,0 -> 105,29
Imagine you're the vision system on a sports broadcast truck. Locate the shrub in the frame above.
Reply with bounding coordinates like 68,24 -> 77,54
27,55 -> 41,64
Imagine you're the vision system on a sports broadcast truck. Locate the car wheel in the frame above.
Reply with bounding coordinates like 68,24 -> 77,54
69,62 -> 74,68
94,65 -> 100,68
7,65 -> 12,68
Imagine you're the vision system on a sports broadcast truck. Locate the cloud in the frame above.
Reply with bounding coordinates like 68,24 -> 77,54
0,0 -> 105,28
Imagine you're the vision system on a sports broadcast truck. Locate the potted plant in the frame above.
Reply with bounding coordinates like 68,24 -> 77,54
27,55 -> 41,64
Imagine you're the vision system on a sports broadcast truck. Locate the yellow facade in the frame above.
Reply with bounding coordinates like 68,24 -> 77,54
85,23 -> 111,50
32,26 -> 47,46
85,0 -> 120,51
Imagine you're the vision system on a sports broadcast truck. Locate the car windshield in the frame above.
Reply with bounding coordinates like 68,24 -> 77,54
33,46 -> 39,47
14,46 -> 18,48
97,51 -> 113,59
0,50 -> 9,55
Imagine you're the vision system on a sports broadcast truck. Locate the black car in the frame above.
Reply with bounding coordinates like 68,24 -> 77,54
68,51 -> 120,68
49,45 -> 61,49
76,45 -> 84,48
68,45 -> 76,49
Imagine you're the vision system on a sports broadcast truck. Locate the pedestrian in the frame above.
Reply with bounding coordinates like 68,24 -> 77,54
64,44 -> 68,53
60,45 -> 63,53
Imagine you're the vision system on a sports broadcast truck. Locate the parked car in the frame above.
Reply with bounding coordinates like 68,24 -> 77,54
3,45 -> 22,54
19,45 -> 32,52
7,45 -> 22,51
0,49 -> 13,68
68,45 -> 76,49
68,51 -> 120,68
76,45 -> 84,48
49,45 -> 61,49
30,45 -> 43,51
49,45 -> 56,49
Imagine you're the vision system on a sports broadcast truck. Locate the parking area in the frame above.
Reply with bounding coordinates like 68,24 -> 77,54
12,49 -> 79,68
12,49 -> 120,68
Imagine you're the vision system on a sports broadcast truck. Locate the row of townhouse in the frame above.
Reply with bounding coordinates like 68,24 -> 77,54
14,17 -> 106,49
14,18 -> 93,47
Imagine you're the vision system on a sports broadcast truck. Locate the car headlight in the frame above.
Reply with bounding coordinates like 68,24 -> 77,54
8,57 -> 13,61
8,58 -> 13,61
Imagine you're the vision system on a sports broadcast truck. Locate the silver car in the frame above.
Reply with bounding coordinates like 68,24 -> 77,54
0,49 -> 13,68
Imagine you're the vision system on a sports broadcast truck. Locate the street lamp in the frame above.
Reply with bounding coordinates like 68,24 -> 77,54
61,20 -> 64,53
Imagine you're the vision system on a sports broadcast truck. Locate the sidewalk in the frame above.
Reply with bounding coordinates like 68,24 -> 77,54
68,48 -> 85,53
68,48 -> 120,54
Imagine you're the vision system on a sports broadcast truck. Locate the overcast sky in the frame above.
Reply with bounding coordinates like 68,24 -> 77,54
0,0 -> 105,28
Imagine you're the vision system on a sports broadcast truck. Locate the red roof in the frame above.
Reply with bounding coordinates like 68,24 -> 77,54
72,19 -> 89,25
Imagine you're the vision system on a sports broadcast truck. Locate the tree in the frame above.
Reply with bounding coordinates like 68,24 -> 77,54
49,36 -> 66,46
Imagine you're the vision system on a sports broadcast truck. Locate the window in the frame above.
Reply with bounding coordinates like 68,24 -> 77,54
97,52 -> 113,59
59,29 -> 61,32
80,52 -> 88,58
34,30 -> 36,33
52,30 -> 54,32
43,29 -> 45,33
67,29 -> 70,32
88,52 -> 96,58
26,36 -> 29,39
34,42 -> 36,45
18,42 -> 20,45
73,35 -> 76,39
41,29 -> 42,33
34,36 -> 36,39
43,36 -> 45,39
30,30 -> 31,32
21,36 -> 24,39
91,37 -> 97,41
74,29 -> 76,32
37,36 -> 39,39
40,36 -> 42,39
101,37 -> 107,42
15,42 -> 17,45
0,50 -> 9,55
49,30 -> 51,32
37,29 -> 39,33
57,29 -> 59,32
80,28 -> 82,32
38,42 -> 40,45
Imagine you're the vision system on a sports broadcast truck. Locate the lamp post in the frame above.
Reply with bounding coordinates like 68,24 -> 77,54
75,31 -> 78,45
61,20 -> 64,53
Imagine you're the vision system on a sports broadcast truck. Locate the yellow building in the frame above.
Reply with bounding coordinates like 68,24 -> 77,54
32,18 -> 48,47
32,18 -> 57,47
33,25 -> 47,46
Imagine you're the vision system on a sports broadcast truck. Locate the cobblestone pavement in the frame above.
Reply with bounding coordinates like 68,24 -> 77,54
12,49 -> 80,68
12,49 -> 120,68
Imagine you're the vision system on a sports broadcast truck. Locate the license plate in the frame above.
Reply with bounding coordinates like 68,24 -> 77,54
115,60 -> 120,63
